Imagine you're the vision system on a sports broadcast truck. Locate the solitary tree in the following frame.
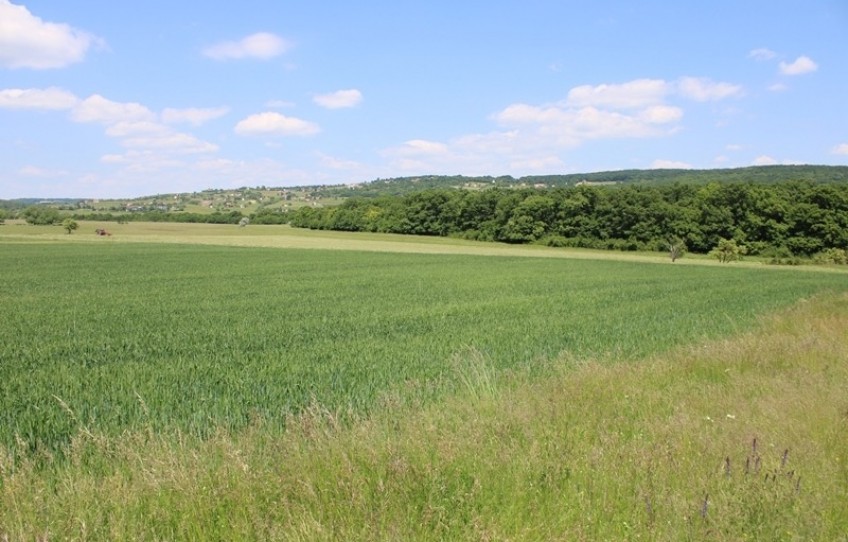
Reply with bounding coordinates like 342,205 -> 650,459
709,238 -> 746,263
62,218 -> 79,235
668,236 -> 686,262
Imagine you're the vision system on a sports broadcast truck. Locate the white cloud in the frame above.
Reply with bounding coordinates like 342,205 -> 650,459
639,105 -> 684,124
0,0 -> 101,69
313,89 -> 363,109
753,155 -> 778,166
0,87 -> 78,109
779,55 -> 818,76
832,143 -> 848,155
121,132 -> 219,154
725,144 -> 743,151
677,77 -> 743,101
392,139 -> 450,156
234,112 -> 320,136
651,159 -> 692,169
494,103 -> 679,144
565,79 -> 669,109
203,32 -> 290,60
71,94 -> 156,124
161,107 -> 229,126
768,83 -> 788,92
748,48 -> 777,61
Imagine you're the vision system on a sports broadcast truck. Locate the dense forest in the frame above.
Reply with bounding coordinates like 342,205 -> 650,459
289,181 -> 848,258
321,165 -> 848,198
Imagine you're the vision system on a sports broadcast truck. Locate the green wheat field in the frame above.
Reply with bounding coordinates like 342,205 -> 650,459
1,222 -> 847,540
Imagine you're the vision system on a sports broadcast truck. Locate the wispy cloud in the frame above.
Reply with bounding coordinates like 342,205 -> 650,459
313,89 -> 363,109
832,143 -> 848,155
162,107 -> 229,126
0,0 -> 102,69
203,32 -> 290,60
677,77 -> 743,101
748,48 -> 777,61
234,112 -> 320,136
753,155 -> 778,166
651,159 -> 692,169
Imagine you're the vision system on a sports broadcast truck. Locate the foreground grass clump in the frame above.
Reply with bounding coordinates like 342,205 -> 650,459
2,294 -> 847,540
2,242 -> 846,456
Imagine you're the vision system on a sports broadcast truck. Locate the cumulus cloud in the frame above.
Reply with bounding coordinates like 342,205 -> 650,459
748,48 -> 777,61
234,112 -> 320,136
494,102 -> 680,144
0,0 -> 101,69
203,32 -> 290,60
0,87 -> 78,109
565,79 -> 669,109
639,105 -> 684,124
0,89 -> 216,157
313,89 -> 363,109
832,143 -> 848,155
161,106 -> 229,126
651,159 -> 692,169
64,94 -> 220,156
380,75 -> 748,177
779,55 -> 818,75
677,77 -> 743,101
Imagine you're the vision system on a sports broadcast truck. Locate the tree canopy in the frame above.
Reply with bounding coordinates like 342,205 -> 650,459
289,181 -> 848,257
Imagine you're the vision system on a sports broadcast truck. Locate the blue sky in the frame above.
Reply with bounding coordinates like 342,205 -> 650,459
1,0 -> 846,198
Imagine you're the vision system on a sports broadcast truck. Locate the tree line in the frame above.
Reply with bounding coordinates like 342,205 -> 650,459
288,181 -> 848,257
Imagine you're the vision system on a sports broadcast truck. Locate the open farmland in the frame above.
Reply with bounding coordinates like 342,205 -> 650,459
2,223 -> 848,540
1,225 -> 847,455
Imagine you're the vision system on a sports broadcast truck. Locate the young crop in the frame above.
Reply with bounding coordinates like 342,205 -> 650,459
1,242 -> 846,457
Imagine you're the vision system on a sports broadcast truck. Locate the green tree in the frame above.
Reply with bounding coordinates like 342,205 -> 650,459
22,206 -> 61,225
62,218 -> 79,234
709,238 -> 746,263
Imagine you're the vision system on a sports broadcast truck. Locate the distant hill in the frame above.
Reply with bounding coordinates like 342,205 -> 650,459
322,165 -> 848,198
3,165 -> 846,210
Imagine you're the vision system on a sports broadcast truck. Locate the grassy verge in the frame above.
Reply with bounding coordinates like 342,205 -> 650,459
2,293 -> 847,540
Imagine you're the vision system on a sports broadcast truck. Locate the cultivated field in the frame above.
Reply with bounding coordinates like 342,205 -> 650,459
1,221 -> 846,540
